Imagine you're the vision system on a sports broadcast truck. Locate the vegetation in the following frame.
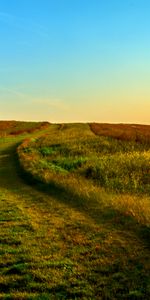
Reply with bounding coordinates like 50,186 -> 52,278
0,121 -> 50,137
0,122 -> 150,299
18,123 -> 150,195
90,123 -> 150,144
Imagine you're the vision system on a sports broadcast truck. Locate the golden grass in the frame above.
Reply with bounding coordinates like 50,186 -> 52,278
90,122 -> 150,143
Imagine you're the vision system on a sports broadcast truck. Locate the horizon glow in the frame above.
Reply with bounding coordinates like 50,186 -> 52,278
0,0 -> 150,124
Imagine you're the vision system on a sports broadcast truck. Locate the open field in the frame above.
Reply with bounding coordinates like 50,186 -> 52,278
18,123 -> 150,194
90,123 -> 150,144
0,121 -> 50,136
0,122 -> 150,299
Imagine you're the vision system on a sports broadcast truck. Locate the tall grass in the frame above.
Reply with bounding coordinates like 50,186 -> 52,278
90,122 -> 150,144
17,123 -> 150,227
18,123 -> 150,195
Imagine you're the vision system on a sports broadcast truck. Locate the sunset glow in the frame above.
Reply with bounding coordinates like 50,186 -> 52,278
0,0 -> 150,124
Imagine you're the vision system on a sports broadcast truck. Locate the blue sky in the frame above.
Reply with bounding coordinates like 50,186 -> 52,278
0,0 -> 150,123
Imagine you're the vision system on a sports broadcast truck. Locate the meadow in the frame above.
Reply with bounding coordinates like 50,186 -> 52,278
0,122 -> 150,299
18,123 -> 150,195
0,121 -> 49,137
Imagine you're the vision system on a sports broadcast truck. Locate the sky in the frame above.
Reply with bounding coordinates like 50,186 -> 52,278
0,0 -> 150,124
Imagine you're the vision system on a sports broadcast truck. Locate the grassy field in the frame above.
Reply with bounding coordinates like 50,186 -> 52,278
90,123 -> 150,144
0,122 -> 150,299
0,121 -> 49,137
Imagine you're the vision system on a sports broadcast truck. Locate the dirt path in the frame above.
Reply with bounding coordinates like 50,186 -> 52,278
0,137 -> 97,299
0,137 -> 71,298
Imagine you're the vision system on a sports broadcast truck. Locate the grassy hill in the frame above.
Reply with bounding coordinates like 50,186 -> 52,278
0,122 -> 150,299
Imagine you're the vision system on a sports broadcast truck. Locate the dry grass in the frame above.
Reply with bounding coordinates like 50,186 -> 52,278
0,121 -> 50,137
90,123 -> 150,144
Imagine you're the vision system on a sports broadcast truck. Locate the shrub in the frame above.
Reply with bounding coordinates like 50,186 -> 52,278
40,147 -> 56,156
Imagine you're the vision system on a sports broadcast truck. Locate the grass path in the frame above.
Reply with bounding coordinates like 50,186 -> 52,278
0,133 -> 150,299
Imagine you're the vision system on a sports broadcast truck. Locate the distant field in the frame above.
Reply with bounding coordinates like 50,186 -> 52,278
90,123 -> 150,143
0,120 -> 50,136
0,122 -> 150,299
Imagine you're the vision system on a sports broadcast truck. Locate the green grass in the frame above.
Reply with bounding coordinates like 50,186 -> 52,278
18,123 -> 150,194
0,123 -> 150,299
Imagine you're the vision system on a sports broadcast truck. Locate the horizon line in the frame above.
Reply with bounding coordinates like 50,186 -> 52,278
0,119 -> 150,126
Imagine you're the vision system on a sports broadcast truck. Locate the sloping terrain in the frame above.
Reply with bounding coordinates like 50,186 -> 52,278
0,123 -> 150,299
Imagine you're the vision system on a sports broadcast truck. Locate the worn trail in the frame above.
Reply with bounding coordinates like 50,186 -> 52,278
0,137 -> 74,298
